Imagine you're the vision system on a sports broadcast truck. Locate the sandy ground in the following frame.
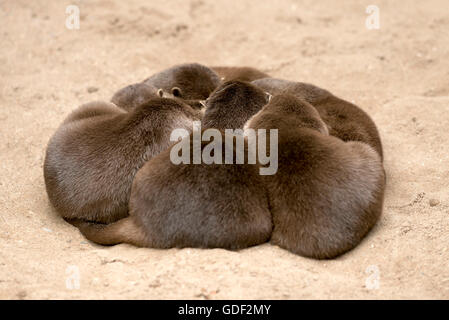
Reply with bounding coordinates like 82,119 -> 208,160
1,0 -> 449,300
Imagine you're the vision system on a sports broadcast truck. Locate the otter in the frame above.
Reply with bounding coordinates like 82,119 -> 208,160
44,98 -> 201,224
202,80 -> 271,129
252,78 -> 383,159
246,94 -> 385,259
70,130 -> 273,249
211,66 -> 270,82
111,81 -> 207,112
143,63 -> 221,101
110,82 -> 163,112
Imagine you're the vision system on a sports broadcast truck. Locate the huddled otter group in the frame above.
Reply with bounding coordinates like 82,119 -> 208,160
44,63 -> 385,259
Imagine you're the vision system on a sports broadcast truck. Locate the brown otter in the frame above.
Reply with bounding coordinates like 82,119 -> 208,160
246,94 -> 385,259
143,63 -> 221,101
252,78 -> 383,160
110,81 -> 207,112
110,82 -> 162,112
111,65 -> 267,113
202,80 -> 271,129
44,98 -> 201,224
70,130 -> 273,249
211,66 -> 270,82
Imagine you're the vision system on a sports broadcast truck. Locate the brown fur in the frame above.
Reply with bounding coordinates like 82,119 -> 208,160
111,82 -> 209,111
110,82 -> 161,112
110,81 -> 207,112
211,66 -> 270,82
252,78 -> 383,160
74,130 -> 273,249
202,80 -> 271,129
143,63 -> 221,100
246,95 -> 385,259
44,98 -> 200,224
67,217 -> 147,247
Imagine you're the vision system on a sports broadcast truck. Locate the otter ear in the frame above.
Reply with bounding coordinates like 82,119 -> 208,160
265,92 -> 273,102
171,87 -> 182,97
157,88 -> 164,97
199,100 -> 206,108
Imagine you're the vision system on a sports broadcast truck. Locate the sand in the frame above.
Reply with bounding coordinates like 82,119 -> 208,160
1,0 -> 448,299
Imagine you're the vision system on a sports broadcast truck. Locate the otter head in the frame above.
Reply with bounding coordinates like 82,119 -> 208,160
202,80 -> 271,129
171,63 -> 221,100
111,83 -> 160,111
246,94 -> 329,135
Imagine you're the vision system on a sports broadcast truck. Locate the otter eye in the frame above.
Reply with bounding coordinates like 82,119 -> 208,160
171,87 -> 182,97
157,89 -> 164,97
